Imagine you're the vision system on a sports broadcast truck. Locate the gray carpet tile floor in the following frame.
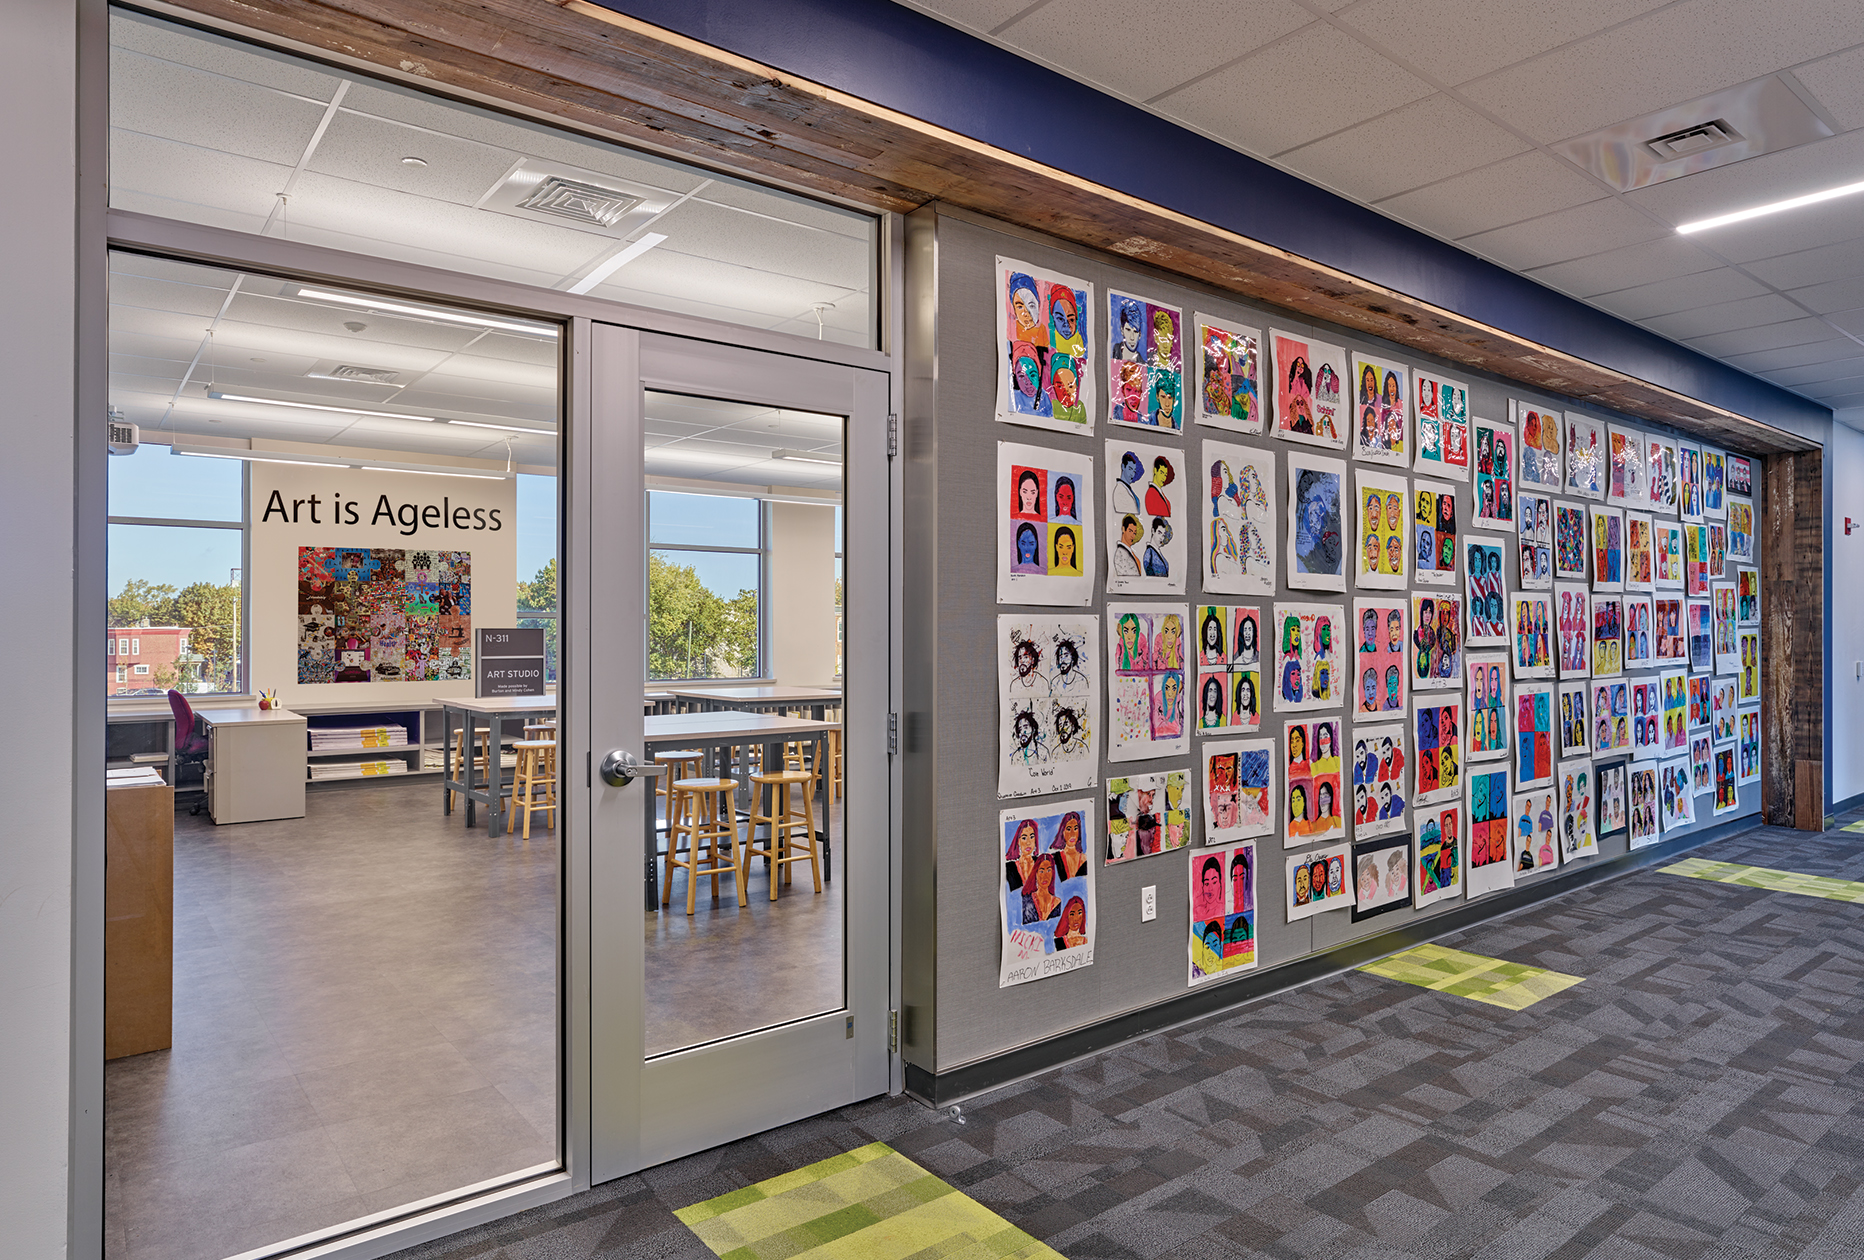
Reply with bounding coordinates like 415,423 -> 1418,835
386,815 -> 1864,1260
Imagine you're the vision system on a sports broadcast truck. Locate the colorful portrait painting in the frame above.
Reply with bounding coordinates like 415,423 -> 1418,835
1702,448 -> 1727,521
1472,419 -> 1515,529
1108,290 -> 1182,432
1678,443 -> 1704,523
1273,602 -> 1343,713
1351,597 -> 1408,718
1202,440 -> 1274,595
1106,769 -> 1189,865
1514,680 -> 1555,791
1195,604 -> 1263,734
1590,506 -> 1624,592
1466,653 -> 1510,763
997,615 -> 1099,799
1353,469 -> 1408,590
1351,722 -> 1408,840
1106,439 -> 1185,595
1518,493 -> 1552,590
1625,513 -> 1654,593
1466,535 -> 1509,647
1511,788 -> 1561,879
1592,679 -> 1630,755
1285,842 -> 1352,921
1598,761 -> 1628,836
1566,413 -> 1605,501
1411,592 -> 1464,692
998,442 -> 1095,606
1684,524 -> 1710,597
1414,697 -> 1463,807
1287,455 -> 1347,591
1647,437 -> 1678,517
1622,595 -> 1654,671
1193,314 -> 1261,434
1630,678 -> 1662,761
1513,401 -> 1564,494
1284,719 -> 1344,847
998,798 -> 1097,988
995,257 -> 1094,433
1629,764 -> 1659,848
1467,766 -> 1516,898
1202,739 -> 1273,844
1659,757 -> 1696,833
1592,594 -> 1624,678
1350,351 -> 1409,468
1270,329 -> 1345,449
1412,802 -> 1463,909
1738,708 -> 1760,785
1509,591 -> 1555,680
1351,833 -> 1412,922
1655,597 -> 1684,664
1413,478 -> 1458,587
1559,759 -> 1598,860
1556,583 -> 1591,679
1727,455 -> 1753,497
1737,567 -> 1760,625
1107,603 -> 1190,761
1557,681 -> 1590,760
1661,668 -> 1689,755
1188,841 -> 1257,985
1727,497 -> 1755,563
1414,370 -> 1470,481
1608,425 -> 1646,505
1655,520 -> 1684,591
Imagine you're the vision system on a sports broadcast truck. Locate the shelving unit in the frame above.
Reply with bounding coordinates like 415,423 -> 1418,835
292,702 -> 446,782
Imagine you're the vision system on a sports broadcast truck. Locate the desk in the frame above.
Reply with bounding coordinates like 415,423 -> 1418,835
642,711 -> 839,908
201,708 -> 307,824
106,778 -> 172,1059
667,686 -> 842,720
645,690 -> 678,715
439,695 -> 557,838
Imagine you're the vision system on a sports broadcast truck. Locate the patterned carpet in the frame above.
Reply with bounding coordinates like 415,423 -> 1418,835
386,818 -> 1864,1260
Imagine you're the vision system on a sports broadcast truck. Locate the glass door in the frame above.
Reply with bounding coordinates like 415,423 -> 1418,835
577,324 -> 892,1179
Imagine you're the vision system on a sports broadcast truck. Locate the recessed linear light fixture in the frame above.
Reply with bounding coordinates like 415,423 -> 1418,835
292,287 -> 559,338
566,232 -> 668,296
770,448 -> 842,466
1677,177 -> 1864,234
171,440 -> 509,479
446,419 -> 550,434
207,391 -> 434,423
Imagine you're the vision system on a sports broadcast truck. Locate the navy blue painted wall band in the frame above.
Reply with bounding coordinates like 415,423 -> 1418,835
595,0 -> 1830,437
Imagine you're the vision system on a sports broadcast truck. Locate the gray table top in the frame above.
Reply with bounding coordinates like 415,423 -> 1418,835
644,711 -> 838,744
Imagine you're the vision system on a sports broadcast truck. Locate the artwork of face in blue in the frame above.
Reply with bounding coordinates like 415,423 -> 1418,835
1417,527 -> 1435,566
1015,523 -> 1040,567
1294,469 -> 1341,574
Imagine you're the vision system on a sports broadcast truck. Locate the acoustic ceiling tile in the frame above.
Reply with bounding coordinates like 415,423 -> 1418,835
1155,23 -> 1433,157
1589,266 -> 1769,321
1789,275 -> 1864,317
1642,293 -> 1806,341
1334,0 -> 1670,87
1457,199 -> 1669,272
1000,0 -> 1310,103
1625,130 -> 1864,226
1525,235 -> 1720,299
1789,47 -> 1864,130
891,0 -> 1034,34
1377,150 -> 1607,242
1276,93 -> 1527,204
1722,337 -> 1860,373
1683,316 -> 1834,359
1461,0 -> 1864,145
1742,236 -> 1864,291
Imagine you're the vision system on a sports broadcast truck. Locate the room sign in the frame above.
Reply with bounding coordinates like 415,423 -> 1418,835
476,628 -> 546,697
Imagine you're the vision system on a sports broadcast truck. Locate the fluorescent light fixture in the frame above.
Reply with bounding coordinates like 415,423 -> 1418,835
293,287 -> 559,337
171,443 -> 352,468
1677,177 -> 1864,233
447,419 -> 551,434
207,391 -> 433,422
566,232 -> 667,295
771,448 -> 842,466
360,465 -> 507,480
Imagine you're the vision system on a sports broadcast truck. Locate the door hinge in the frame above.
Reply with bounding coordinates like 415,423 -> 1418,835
887,712 -> 899,756
887,412 -> 898,458
889,1009 -> 899,1054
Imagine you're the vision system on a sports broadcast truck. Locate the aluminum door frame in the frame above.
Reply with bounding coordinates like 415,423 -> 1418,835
583,325 -> 893,1180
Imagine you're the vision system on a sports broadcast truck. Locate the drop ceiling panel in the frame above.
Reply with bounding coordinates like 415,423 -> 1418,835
695,182 -> 877,242
593,249 -> 857,322
1626,130 -> 1864,224
893,0 -> 1031,32
1461,0 -> 1864,145
1155,23 -> 1433,157
1766,356 -> 1864,387
111,51 -> 328,166
1276,94 -> 1527,204
1591,266 -> 1771,321
1695,198 -> 1864,265
309,111 -> 519,207
1791,47 -> 1864,129
1723,337 -> 1861,373
110,10 -> 342,100
1685,316 -> 1835,359
1642,293 -> 1807,341
1524,237 -> 1722,299
1742,237 -> 1864,291
1788,275 -> 1864,317
643,199 -> 873,290
1458,199 -> 1670,272
224,292 -> 482,355
995,0 -> 1309,103
1377,151 -> 1605,240
1823,308 -> 1864,337
1334,0 -> 1671,87
109,131 -> 292,227
108,274 -> 232,321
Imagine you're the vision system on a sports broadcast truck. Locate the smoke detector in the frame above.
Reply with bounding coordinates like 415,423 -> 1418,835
1554,74 -> 1833,191
477,158 -> 677,239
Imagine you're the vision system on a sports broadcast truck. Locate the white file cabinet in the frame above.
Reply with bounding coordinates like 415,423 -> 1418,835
201,708 -> 307,825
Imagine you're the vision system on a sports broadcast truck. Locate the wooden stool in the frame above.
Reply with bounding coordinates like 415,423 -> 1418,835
511,739 -> 557,839
825,725 -> 843,807
665,777 -> 744,914
746,770 -> 819,900
450,725 -> 490,811
653,749 -> 703,814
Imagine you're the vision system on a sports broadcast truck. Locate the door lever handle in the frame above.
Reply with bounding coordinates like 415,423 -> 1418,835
599,749 -> 666,787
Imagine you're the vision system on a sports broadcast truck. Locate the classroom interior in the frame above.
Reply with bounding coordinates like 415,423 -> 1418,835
99,14 -> 860,1256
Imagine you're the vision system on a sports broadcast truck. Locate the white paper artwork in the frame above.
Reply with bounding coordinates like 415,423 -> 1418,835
998,615 -> 1100,799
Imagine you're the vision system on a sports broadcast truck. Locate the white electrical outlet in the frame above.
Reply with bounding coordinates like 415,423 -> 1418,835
1141,885 -> 1157,921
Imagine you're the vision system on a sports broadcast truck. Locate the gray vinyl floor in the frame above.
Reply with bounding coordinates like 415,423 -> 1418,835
383,813 -> 1864,1260
104,778 -> 844,1260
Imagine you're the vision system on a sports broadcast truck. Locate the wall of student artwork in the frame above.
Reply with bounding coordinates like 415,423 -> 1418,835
250,449 -> 518,706
906,206 -> 1767,1079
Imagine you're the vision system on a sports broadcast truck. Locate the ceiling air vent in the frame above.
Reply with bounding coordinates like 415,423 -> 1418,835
518,176 -> 641,228
1646,119 -> 1742,161
324,364 -> 401,384
477,158 -> 676,239
1554,75 -> 1833,191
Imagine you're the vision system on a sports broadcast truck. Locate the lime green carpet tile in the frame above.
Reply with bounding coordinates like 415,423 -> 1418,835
1358,942 -> 1585,1010
675,1141 -> 1063,1260
1839,819 -> 1864,834
1661,857 -> 1864,903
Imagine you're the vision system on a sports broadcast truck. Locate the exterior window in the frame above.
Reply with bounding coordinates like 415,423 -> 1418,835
515,474 -> 559,684
116,666 -> 128,683
107,444 -> 246,697
647,491 -> 762,680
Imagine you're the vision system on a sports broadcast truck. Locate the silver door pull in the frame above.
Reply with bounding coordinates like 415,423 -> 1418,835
599,749 -> 666,787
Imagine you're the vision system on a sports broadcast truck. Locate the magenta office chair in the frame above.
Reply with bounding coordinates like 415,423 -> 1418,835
167,689 -> 210,811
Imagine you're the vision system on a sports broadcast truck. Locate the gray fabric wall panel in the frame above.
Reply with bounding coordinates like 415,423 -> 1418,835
925,208 -> 1763,1074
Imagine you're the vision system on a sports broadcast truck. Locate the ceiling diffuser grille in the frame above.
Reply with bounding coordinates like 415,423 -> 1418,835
325,364 -> 400,384
518,176 -> 641,228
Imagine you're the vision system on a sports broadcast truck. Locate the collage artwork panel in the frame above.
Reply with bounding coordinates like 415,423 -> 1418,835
298,546 -> 470,684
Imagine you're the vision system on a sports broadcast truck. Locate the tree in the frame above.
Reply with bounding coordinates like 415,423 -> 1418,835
647,553 -> 757,679
517,559 -> 559,682
107,577 -> 241,693
108,578 -> 176,627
